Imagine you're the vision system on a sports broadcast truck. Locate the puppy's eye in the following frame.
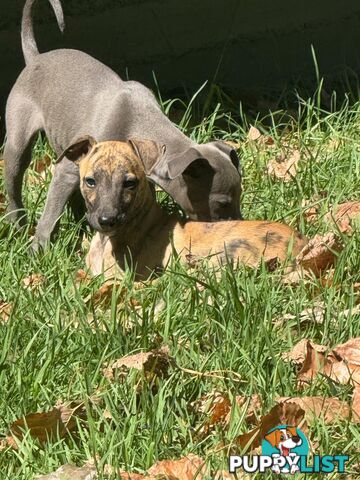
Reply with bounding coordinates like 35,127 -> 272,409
123,179 -> 138,189
85,177 -> 96,188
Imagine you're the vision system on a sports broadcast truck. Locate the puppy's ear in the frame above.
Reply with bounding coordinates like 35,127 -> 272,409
264,430 -> 279,447
211,140 -> 240,171
128,139 -> 166,175
288,427 -> 298,437
167,147 -> 214,179
56,136 -> 97,164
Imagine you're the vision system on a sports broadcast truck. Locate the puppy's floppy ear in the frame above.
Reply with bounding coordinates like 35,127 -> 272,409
167,147 -> 214,180
56,136 -> 97,164
128,139 -> 166,175
264,430 -> 280,447
211,140 -> 240,171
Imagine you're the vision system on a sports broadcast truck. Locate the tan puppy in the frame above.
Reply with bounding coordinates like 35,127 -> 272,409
58,138 -> 307,279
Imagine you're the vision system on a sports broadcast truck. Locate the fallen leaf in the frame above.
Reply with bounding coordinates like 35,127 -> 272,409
6,402 -> 86,447
0,192 -> 6,214
296,338 -> 360,388
74,269 -> 91,285
35,464 -> 97,480
147,454 -> 208,480
332,338 -> 360,365
224,140 -> 242,150
297,341 -> 327,385
118,474 -> 148,480
353,388 -> 360,420
33,154 -> 53,174
267,149 -> 300,182
55,400 -> 87,432
277,396 -> 359,424
214,471 -> 251,479
0,301 -> 13,322
233,402 -> 306,451
274,302 -> 326,327
275,303 -> 360,327
301,200 -> 319,224
103,346 -> 173,383
191,392 -> 261,436
324,201 -> 360,234
282,339 -> 327,365
192,390 -> 231,434
22,273 -> 45,291
9,409 -> 68,444
247,125 -> 262,141
295,232 -> 343,278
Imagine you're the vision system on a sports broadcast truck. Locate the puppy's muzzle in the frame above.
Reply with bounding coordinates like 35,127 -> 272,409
97,213 -> 125,231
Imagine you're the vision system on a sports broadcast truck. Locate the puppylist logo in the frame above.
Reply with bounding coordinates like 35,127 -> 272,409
229,424 -> 349,475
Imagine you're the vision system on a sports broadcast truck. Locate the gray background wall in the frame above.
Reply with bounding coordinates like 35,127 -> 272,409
1,0 -> 360,117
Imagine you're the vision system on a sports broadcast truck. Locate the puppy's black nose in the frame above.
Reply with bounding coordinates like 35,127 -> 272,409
98,215 -> 117,227
292,435 -> 301,443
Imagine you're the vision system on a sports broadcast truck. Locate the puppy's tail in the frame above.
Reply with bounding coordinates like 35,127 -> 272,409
21,0 -> 65,65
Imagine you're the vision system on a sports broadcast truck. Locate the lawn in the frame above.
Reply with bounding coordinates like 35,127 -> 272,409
0,92 -> 359,479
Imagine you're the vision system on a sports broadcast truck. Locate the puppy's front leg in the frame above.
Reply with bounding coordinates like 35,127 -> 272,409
32,159 -> 80,251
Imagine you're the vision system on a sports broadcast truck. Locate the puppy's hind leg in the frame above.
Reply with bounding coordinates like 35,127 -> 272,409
3,118 -> 40,226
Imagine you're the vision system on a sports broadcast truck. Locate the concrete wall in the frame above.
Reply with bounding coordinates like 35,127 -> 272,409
1,0 -> 360,113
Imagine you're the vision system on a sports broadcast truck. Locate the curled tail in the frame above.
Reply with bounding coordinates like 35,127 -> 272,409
21,0 -> 65,65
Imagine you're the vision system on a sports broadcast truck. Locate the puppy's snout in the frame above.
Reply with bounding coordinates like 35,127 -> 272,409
292,435 -> 301,444
98,215 -> 118,228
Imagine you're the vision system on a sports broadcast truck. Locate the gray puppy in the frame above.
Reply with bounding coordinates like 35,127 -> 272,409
4,0 -> 242,250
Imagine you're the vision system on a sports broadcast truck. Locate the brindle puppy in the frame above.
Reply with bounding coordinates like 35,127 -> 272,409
58,137 -> 307,280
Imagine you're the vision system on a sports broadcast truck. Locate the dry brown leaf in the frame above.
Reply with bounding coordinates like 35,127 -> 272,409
233,401 -> 305,451
88,281 -> 124,308
147,454 -> 208,480
87,281 -> 142,310
282,339 -> 327,365
214,471 -> 251,480
247,125 -> 262,141
0,192 -> 6,214
275,302 -> 326,327
6,402 -> 86,448
192,392 -> 261,436
9,409 -> 69,444
119,473 -> 148,480
324,201 -> 360,234
353,388 -> 360,420
33,154 -> 53,174
277,396 -> 358,424
103,346 -> 173,382
22,273 -> 45,291
296,338 -> 360,388
191,390 -> 231,434
301,200 -> 319,224
267,149 -> 300,182
332,338 -> 360,365
0,301 -> 13,322
224,140 -> 242,150
74,269 -> 91,285
297,341 -> 327,385
295,232 -> 343,278
276,303 -> 359,327
55,400 -> 87,431
36,464 -> 97,480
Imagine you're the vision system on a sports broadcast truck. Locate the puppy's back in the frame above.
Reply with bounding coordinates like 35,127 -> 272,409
171,220 -> 307,268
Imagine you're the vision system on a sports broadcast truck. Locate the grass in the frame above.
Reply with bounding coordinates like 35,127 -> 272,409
0,92 -> 360,479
